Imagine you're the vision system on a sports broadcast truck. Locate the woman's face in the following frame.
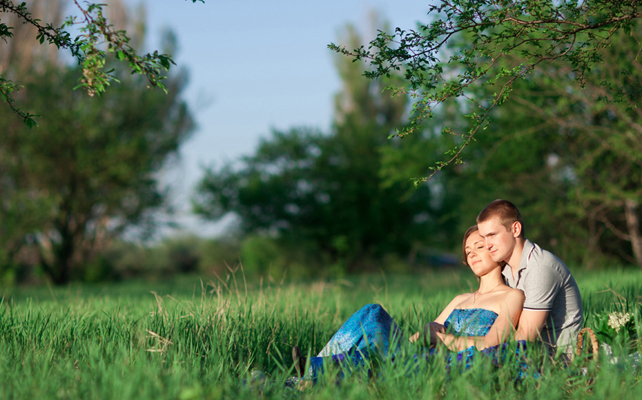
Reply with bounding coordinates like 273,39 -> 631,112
465,231 -> 500,277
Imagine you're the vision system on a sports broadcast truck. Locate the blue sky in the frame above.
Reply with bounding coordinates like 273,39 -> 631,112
132,0 -> 433,236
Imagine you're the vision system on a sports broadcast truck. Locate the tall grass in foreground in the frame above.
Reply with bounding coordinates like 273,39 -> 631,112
1,268 -> 641,399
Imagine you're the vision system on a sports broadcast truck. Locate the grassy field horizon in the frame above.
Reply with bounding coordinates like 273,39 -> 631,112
2,267 -> 642,399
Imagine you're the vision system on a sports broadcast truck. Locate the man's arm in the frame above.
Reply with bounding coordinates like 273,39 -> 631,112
514,309 -> 549,341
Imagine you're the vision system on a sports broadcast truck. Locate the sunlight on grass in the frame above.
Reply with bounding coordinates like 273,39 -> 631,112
1,268 -> 642,399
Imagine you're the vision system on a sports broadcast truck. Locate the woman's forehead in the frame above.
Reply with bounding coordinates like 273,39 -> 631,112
465,232 -> 483,247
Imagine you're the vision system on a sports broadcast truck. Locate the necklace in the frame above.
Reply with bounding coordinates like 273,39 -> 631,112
472,282 -> 503,305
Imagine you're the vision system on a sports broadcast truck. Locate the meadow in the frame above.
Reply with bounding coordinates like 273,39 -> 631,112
1,267 -> 642,400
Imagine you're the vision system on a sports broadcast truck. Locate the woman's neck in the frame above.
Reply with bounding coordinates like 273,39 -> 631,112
477,268 -> 505,293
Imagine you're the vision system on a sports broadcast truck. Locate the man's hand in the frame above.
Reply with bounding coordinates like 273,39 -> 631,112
408,322 -> 446,346
425,322 -> 446,347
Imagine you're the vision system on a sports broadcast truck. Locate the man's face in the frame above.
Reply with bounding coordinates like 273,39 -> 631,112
477,217 -> 516,264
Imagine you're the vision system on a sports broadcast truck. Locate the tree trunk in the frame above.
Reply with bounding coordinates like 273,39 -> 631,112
624,199 -> 642,268
585,212 -> 605,270
52,232 -> 74,285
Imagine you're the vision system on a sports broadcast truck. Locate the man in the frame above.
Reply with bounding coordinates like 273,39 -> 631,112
476,199 -> 583,354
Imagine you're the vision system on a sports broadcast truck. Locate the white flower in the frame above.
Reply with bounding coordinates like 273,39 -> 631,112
607,312 -> 631,333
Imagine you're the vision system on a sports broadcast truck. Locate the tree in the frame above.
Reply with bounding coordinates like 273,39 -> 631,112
193,21 -> 437,273
0,1 -> 194,284
331,0 -> 642,179
377,23 -> 642,268
489,26 -> 642,267
0,0 -> 202,126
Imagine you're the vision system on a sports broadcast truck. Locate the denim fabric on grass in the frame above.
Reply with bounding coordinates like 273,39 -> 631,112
317,303 -> 401,357
309,303 -> 400,379
306,305 -> 532,381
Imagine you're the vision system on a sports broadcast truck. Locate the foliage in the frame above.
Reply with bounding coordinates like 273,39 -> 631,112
592,311 -> 637,351
1,269 -> 642,399
471,25 -> 642,267
0,4 -> 195,284
330,0 -> 642,179
240,235 -> 286,278
198,237 -> 242,274
192,126 -> 437,273
0,188 -> 55,285
82,236 -> 242,282
377,23 -> 642,267
94,237 -> 201,281
0,0 -> 203,125
509,28 -> 642,267
194,22 -> 439,273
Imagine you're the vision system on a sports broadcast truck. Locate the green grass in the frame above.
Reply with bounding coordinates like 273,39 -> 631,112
1,267 -> 642,399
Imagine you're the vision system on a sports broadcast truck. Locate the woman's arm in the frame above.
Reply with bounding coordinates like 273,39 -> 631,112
433,293 -> 469,325
435,289 -> 525,352
409,293 -> 469,344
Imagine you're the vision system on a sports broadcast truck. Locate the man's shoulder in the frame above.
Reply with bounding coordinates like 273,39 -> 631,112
527,240 -> 568,273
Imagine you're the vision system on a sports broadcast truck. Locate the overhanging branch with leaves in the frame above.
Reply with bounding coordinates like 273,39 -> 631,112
330,0 -> 642,181
0,0 -> 204,126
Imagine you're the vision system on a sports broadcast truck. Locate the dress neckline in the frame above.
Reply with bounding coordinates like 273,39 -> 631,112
451,308 -> 498,317
444,308 -> 499,336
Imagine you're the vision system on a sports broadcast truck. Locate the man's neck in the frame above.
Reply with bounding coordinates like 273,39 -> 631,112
508,238 -> 526,278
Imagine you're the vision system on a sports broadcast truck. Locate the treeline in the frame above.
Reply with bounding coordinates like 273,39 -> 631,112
66,233 -> 440,283
193,23 -> 442,276
192,20 -> 642,273
0,0 -> 194,285
1,6 -> 641,286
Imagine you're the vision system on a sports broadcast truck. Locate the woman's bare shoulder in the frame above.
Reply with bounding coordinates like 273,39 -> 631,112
448,292 -> 474,306
454,291 -> 475,301
499,286 -> 525,303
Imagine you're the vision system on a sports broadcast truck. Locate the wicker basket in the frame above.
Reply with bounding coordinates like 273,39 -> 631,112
576,327 -> 599,361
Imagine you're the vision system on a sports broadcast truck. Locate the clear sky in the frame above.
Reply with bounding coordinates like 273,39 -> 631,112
132,0 -> 434,236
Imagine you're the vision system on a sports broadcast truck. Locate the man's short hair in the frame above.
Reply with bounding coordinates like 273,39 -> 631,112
477,199 -> 525,238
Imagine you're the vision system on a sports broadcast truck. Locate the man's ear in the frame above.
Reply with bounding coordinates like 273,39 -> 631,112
511,221 -> 522,238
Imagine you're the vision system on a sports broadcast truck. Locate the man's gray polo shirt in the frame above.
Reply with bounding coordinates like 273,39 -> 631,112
502,239 -> 583,353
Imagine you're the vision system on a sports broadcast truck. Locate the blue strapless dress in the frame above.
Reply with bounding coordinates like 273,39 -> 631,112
443,308 -> 498,336
307,304 -> 527,379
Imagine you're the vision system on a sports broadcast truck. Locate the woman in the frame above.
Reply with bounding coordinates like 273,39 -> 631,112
417,225 -> 524,351
293,226 -> 525,380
